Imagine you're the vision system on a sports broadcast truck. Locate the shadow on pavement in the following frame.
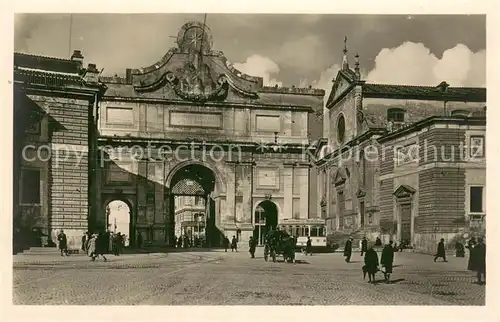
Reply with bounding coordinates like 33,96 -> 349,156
121,247 -> 224,254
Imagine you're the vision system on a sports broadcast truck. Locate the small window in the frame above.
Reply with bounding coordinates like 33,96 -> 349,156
470,136 -> 485,158
21,169 -> 40,204
470,186 -> 484,213
387,108 -> 405,123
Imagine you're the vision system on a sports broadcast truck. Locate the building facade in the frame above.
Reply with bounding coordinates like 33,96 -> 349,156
13,21 -> 325,251
13,51 -> 106,251
173,194 -> 206,239
316,46 -> 486,253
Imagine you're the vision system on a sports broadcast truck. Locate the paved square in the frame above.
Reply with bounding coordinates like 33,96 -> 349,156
12,249 -> 484,305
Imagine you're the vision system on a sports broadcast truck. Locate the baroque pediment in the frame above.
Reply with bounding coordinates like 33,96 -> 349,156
128,21 -> 262,103
326,70 -> 356,107
393,184 -> 416,198
333,167 -> 347,186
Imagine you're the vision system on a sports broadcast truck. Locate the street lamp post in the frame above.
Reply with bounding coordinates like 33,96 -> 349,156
256,206 -> 265,246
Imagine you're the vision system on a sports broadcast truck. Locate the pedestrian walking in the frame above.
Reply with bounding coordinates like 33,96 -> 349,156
306,236 -> 313,256
249,236 -> 257,258
57,229 -> 68,256
137,232 -> 143,248
94,232 -> 108,261
467,237 -> 477,271
360,237 -> 367,256
381,241 -> 395,283
364,244 -> 379,284
231,235 -> 238,252
469,237 -> 486,284
434,238 -> 447,262
87,233 -> 97,260
223,236 -> 230,252
81,232 -> 87,252
344,237 -> 353,262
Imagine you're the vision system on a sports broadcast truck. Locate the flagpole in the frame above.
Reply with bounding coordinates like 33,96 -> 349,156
68,14 -> 73,57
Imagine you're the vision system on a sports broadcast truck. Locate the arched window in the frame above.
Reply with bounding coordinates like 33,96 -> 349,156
387,108 -> 405,123
451,110 -> 470,117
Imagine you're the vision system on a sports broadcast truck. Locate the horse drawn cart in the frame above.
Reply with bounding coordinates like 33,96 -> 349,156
263,229 -> 296,263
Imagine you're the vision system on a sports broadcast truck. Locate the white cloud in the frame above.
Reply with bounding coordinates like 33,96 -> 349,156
366,42 -> 486,87
309,64 -> 340,101
233,54 -> 283,86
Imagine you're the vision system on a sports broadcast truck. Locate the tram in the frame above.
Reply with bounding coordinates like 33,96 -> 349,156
278,218 -> 330,252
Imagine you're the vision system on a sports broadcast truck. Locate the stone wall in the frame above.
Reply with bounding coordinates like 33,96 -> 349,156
27,96 -> 92,250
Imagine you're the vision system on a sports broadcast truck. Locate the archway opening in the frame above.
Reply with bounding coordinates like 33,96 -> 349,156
169,163 -> 220,247
106,200 -> 131,247
253,200 -> 278,246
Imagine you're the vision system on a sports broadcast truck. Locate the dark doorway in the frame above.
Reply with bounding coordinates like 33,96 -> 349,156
253,200 -> 278,246
400,203 -> 411,243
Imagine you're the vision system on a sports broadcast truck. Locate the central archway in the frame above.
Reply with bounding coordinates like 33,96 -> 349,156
166,163 -> 223,247
253,200 -> 278,246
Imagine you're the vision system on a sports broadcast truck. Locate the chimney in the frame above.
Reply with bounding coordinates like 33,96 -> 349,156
83,63 -> 100,83
126,68 -> 132,84
71,50 -> 84,65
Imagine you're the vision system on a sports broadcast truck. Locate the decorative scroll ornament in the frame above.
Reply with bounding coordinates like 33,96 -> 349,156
165,71 -> 228,103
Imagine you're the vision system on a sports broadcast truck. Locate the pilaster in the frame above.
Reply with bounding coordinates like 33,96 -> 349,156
283,164 -> 293,220
299,167 -> 309,219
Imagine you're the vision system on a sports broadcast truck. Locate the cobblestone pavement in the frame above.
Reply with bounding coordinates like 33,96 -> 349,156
12,248 -> 484,305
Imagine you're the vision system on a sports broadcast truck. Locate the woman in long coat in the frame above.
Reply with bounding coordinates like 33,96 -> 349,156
381,241 -> 395,283
87,234 -> 97,260
364,245 -> 379,283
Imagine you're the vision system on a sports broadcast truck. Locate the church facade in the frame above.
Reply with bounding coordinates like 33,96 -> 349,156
316,46 -> 486,253
13,21 -> 324,251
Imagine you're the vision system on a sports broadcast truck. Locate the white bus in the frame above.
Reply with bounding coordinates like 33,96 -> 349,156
278,218 -> 330,252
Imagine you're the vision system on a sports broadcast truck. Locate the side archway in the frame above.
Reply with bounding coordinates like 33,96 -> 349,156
252,200 -> 280,246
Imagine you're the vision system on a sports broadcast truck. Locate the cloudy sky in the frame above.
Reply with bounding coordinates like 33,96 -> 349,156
15,14 -> 486,95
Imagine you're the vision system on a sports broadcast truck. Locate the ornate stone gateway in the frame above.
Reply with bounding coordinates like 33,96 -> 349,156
93,21 -> 324,246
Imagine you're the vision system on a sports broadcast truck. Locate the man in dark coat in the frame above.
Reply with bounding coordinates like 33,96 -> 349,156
471,237 -> 486,284
81,232 -> 88,252
231,236 -> 238,252
381,240 -> 395,283
57,230 -> 68,256
364,245 -> 379,283
95,232 -> 108,261
360,237 -> 368,256
434,238 -> 447,262
223,236 -> 230,252
344,237 -> 353,263
248,236 -> 257,258
306,236 -> 313,256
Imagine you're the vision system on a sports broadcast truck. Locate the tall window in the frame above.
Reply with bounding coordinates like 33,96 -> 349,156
470,186 -> 484,213
359,150 -> 366,186
21,169 -> 40,204
387,108 -> 405,123
337,114 -> 346,144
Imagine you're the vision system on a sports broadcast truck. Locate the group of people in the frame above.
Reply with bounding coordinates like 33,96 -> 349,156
344,235 -> 486,284
175,235 -> 205,248
222,236 -> 239,252
344,237 -> 394,283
